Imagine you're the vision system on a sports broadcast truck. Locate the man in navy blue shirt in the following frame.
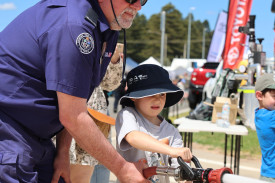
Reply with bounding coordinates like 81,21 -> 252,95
0,0 -> 149,182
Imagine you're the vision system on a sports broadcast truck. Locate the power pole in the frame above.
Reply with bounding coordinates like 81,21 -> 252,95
202,28 -> 206,59
187,13 -> 191,59
160,11 -> 166,66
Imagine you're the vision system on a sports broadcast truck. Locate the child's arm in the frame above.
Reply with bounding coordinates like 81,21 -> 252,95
125,130 -> 192,162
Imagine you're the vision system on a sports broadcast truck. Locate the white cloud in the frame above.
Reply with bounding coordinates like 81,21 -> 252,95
0,3 -> 16,10
190,7 -> 196,11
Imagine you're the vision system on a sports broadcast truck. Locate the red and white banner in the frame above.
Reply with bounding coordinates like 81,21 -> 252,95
223,0 -> 253,69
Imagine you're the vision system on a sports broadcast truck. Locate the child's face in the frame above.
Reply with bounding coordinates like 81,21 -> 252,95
132,93 -> 166,121
256,90 -> 275,110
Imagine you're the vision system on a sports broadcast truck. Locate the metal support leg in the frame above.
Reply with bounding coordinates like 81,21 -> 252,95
224,134 -> 228,167
184,132 -> 187,147
234,135 -> 239,174
187,133 -> 191,148
190,133 -> 193,152
185,132 -> 193,152
236,135 -> 241,175
230,135 -> 234,170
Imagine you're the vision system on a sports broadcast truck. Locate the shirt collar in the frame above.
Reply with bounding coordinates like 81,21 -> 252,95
47,0 -> 67,7
89,0 -> 111,32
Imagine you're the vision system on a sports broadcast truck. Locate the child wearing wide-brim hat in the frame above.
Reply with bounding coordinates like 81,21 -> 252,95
115,64 -> 192,183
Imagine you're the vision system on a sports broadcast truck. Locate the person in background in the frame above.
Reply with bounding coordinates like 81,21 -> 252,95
90,45 -> 125,183
115,64 -> 192,183
70,44 -> 123,183
0,0 -> 149,182
254,73 -> 275,182
113,75 -> 127,113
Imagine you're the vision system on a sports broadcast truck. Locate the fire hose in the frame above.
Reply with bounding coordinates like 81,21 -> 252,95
143,156 -> 268,183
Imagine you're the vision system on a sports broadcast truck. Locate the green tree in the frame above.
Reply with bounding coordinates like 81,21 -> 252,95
118,3 -> 213,64
163,3 -> 186,64
118,14 -> 148,62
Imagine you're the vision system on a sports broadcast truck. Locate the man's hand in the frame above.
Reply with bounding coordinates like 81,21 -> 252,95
51,129 -> 72,183
169,147 -> 192,163
117,161 -> 150,183
110,43 -> 124,64
51,152 -> 71,183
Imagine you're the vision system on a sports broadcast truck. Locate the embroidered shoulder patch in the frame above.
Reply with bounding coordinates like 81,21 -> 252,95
76,33 -> 94,54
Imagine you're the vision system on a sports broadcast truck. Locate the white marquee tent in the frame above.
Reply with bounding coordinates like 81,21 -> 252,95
139,56 -> 161,66
138,57 -> 207,80
125,57 -> 138,73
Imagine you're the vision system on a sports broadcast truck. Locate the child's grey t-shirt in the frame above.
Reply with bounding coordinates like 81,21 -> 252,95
115,107 -> 183,182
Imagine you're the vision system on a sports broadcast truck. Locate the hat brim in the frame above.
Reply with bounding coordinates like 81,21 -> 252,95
267,84 -> 275,90
87,108 -> 115,125
120,85 -> 184,108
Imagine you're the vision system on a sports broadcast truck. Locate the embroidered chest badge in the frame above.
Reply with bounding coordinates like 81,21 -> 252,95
76,33 -> 94,54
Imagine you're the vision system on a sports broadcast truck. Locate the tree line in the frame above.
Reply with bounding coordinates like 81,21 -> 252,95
118,3 -> 214,66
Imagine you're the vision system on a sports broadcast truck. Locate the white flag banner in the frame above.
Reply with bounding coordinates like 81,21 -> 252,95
207,11 -> 227,62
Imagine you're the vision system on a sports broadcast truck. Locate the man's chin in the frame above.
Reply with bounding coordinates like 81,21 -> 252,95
109,19 -> 133,30
122,24 -> 132,29
120,21 -> 133,29
110,22 -> 122,30
110,26 -> 122,31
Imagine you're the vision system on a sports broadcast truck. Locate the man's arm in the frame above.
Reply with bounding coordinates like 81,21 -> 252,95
51,129 -> 72,183
56,92 -> 148,183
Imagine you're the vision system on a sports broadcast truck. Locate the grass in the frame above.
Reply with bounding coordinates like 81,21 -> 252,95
170,113 -> 262,159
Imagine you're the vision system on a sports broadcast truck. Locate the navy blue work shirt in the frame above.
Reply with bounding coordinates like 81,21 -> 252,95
0,0 -> 119,139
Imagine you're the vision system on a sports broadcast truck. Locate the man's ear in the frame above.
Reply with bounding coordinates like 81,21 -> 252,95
130,98 -> 135,102
255,91 -> 263,100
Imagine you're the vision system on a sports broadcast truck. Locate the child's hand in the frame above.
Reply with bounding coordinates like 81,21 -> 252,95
169,147 -> 192,162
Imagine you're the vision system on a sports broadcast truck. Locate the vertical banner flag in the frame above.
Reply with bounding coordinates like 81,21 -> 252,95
207,11 -> 228,62
223,0 -> 253,69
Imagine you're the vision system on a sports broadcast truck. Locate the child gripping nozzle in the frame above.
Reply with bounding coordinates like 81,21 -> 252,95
115,64 -> 192,183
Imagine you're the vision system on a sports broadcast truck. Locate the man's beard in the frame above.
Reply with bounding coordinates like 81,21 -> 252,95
110,8 -> 136,30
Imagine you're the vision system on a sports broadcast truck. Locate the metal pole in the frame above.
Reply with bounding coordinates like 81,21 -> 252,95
160,11 -> 166,66
165,33 -> 167,63
202,28 -> 206,59
187,13 -> 191,59
224,134 -> 228,167
183,42 -> 187,58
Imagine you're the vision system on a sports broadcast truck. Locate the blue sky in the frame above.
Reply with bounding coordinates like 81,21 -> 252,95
0,0 -> 274,58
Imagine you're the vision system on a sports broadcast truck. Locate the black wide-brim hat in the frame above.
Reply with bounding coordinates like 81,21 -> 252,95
120,64 -> 184,108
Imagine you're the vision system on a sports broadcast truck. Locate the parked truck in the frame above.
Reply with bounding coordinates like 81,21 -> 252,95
188,62 -> 219,109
